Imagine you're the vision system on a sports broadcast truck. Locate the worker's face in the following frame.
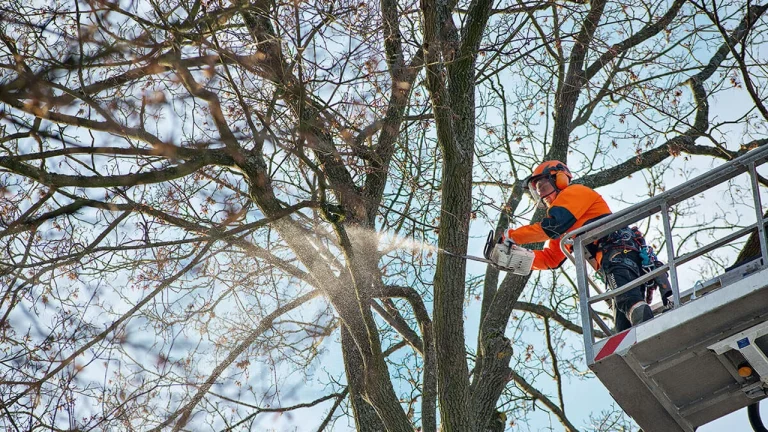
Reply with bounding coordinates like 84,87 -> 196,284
531,177 -> 558,207
542,191 -> 558,207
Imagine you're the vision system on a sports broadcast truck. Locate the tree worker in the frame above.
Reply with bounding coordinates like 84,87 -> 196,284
500,160 -> 671,331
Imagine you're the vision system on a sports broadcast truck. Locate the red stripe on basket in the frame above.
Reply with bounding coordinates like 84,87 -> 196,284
594,330 -> 630,362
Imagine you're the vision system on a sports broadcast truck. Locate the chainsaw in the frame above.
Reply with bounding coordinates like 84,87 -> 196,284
439,230 -> 534,276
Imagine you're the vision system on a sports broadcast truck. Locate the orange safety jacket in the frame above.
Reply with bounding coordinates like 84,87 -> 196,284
506,184 -> 612,270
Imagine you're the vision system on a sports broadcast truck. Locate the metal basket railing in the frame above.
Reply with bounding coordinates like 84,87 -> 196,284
559,145 -> 768,362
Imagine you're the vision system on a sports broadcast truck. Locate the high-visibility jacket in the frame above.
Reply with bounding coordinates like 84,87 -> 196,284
506,184 -> 611,270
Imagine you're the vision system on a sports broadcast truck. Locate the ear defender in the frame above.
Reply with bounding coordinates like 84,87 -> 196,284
530,161 -> 573,195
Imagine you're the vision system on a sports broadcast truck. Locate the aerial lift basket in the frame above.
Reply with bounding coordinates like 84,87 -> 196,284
560,145 -> 768,431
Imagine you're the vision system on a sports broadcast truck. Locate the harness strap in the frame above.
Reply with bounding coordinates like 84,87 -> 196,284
598,227 -> 640,253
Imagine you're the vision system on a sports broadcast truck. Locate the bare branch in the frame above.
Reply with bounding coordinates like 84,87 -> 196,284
509,370 -> 580,432
155,290 -> 321,432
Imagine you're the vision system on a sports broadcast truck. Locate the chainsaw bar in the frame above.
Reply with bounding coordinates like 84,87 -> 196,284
439,249 -> 500,268
439,230 -> 534,276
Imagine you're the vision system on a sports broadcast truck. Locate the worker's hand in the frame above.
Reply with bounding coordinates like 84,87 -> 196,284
498,229 -> 516,246
652,260 -> 674,311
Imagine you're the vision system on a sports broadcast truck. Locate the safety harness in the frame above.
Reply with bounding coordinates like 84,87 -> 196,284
598,226 -> 673,306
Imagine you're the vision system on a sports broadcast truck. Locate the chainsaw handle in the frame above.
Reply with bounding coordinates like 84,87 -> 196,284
484,230 -> 495,260
484,229 -> 517,261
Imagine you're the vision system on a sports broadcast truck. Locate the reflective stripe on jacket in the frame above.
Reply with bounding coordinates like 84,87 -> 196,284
506,184 -> 611,270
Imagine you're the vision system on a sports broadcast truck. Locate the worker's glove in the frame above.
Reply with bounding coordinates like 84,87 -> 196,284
498,229 -> 516,247
657,275 -> 674,311
650,260 -> 674,310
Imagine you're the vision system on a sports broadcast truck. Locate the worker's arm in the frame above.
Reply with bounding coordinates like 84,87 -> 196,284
532,238 -> 567,270
506,223 -> 549,245
506,185 -> 599,244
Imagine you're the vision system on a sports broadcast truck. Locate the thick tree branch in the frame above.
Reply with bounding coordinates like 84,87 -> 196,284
509,370 -> 580,432
514,301 -> 605,337
341,326 -> 387,432
361,0 -> 424,224
0,156 -> 209,188
0,93 -> 169,149
550,0 -> 608,158
580,137 -> 768,192
456,0 -> 493,68
471,272 -> 527,429
380,285 -> 437,432
705,2 -> 768,122
583,0 -> 686,81
174,57 -> 244,160
580,5 -> 768,189
236,0 -> 365,220
371,300 -> 424,355
421,0 -> 460,159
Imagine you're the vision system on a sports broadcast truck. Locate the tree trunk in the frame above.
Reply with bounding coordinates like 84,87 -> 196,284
342,326 -> 386,432
430,69 -> 481,431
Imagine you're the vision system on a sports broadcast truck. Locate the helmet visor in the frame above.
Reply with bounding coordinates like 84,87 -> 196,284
528,176 -> 557,207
